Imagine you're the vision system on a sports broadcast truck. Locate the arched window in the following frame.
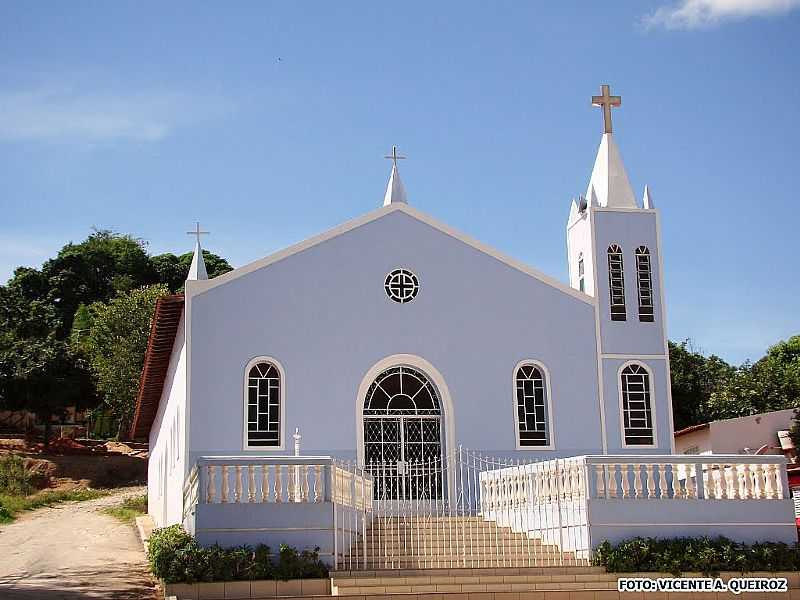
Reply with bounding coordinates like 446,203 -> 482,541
620,364 -> 654,446
514,363 -> 552,447
246,360 -> 283,448
607,244 -> 626,321
635,246 -> 654,322
577,253 -> 585,293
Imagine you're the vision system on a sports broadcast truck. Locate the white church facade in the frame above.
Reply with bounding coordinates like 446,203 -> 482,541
132,86 -> 795,566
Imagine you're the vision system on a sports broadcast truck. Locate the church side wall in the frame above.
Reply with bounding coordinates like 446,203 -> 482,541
148,314 -> 187,528
185,211 -> 603,464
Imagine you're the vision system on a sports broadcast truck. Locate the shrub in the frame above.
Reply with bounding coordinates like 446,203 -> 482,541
147,525 -> 328,583
593,537 -> 800,576
0,455 -> 34,496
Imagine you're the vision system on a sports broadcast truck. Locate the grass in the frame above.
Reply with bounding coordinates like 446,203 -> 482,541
0,488 -> 110,523
102,494 -> 148,524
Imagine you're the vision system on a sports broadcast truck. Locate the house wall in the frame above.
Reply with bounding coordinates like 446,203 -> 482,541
185,209 -> 616,463
674,428 -> 712,455
148,314 -> 187,528
709,409 -> 796,455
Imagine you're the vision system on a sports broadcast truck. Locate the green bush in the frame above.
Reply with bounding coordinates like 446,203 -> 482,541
147,525 -> 328,584
593,537 -> 800,576
0,455 -> 34,496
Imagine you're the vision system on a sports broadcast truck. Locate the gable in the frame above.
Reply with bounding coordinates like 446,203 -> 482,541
189,203 -> 592,306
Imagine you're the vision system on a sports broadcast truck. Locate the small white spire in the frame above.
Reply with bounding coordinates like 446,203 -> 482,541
586,133 -> 637,209
186,222 -> 209,281
383,145 -> 408,206
642,185 -> 655,209
588,184 -> 599,207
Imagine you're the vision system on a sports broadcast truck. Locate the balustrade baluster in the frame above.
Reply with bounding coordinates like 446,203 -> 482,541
314,464 -> 322,502
720,465 -> 730,499
633,464 -> 644,499
645,464 -> 655,498
235,465 -> 243,502
731,465 -> 742,500
206,465 -> 215,503
742,464 -> 753,500
685,464 -> 696,499
594,464 -> 606,498
248,465 -> 256,503
654,464 -> 665,499
607,464 -> 619,499
221,465 -> 229,503
753,464 -> 766,499
672,464 -> 683,499
274,465 -> 283,502
620,464 -> 630,498
301,465 -> 309,502
765,464 -> 777,499
261,464 -> 270,502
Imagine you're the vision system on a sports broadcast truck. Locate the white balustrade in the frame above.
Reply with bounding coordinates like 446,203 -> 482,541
582,456 -> 788,502
192,456 -> 373,507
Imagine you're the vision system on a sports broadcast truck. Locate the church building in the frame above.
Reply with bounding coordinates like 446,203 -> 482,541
132,86 -> 794,559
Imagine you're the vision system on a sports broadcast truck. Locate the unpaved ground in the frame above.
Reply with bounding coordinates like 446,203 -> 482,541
0,486 -> 157,599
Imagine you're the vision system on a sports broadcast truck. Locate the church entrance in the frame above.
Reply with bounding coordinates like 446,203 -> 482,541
362,365 -> 444,500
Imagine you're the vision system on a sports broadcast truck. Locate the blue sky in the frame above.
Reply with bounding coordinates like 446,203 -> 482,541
0,1 -> 798,364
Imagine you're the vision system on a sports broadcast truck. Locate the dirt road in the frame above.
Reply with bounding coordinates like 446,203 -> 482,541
0,486 -> 157,599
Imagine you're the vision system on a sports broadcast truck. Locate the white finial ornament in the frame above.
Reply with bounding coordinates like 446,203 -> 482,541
293,427 -> 302,456
186,222 -> 209,281
383,145 -> 408,206
642,185 -> 655,209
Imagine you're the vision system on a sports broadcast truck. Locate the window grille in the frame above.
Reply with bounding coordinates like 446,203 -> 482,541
635,246 -> 654,322
578,254 -> 585,293
621,364 -> 654,446
247,362 -> 281,447
515,364 -> 551,447
607,244 -> 626,321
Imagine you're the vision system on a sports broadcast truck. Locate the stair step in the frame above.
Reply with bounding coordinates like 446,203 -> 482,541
331,567 -> 606,577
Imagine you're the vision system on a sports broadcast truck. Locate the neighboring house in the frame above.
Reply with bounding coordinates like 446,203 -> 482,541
130,86 -> 796,568
674,409 -> 797,456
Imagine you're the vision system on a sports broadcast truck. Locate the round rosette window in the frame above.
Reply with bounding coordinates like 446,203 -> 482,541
384,268 -> 419,303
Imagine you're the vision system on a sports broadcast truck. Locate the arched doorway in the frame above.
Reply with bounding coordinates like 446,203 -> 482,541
362,365 -> 444,499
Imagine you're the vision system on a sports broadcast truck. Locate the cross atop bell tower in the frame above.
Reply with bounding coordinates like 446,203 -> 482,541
591,84 -> 621,134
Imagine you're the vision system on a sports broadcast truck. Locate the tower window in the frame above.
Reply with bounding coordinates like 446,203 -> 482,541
577,254 -> 585,292
607,244 -> 626,321
635,246 -> 654,322
620,363 -> 654,446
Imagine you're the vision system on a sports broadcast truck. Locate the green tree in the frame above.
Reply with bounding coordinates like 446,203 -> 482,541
82,284 -> 169,437
150,250 -> 232,293
668,340 -> 736,430
709,335 -> 800,420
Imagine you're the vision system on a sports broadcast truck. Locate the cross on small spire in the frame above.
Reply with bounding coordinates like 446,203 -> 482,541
591,84 -> 621,134
186,222 -> 209,245
384,145 -> 406,169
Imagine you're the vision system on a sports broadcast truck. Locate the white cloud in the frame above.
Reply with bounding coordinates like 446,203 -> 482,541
0,85 -> 230,143
643,0 -> 800,29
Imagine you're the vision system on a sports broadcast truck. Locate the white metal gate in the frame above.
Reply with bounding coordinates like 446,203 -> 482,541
334,448 -> 590,570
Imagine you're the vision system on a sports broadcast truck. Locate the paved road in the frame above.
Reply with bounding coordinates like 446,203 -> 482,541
0,486 -> 157,599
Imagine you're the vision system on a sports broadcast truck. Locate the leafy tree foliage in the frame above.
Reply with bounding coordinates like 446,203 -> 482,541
0,228 -> 231,439
82,285 -> 170,436
668,340 -> 736,430
670,336 -> 800,430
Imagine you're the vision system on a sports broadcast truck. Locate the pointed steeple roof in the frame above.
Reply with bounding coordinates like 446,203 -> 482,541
383,163 -> 408,206
187,240 -> 208,281
585,133 -> 637,209
186,222 -> 209,281
382,145 -> 408,206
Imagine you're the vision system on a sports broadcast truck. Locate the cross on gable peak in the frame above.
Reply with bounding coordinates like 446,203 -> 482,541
186,221 -> 210,246
384,145 -> 407,169
591,84 -> 622,134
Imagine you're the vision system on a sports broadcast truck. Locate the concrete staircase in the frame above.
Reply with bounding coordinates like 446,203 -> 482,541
339,516 -> 580,570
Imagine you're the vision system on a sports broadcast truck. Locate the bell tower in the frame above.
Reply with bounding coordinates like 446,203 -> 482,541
566,85 -> 674,453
